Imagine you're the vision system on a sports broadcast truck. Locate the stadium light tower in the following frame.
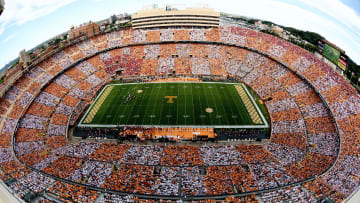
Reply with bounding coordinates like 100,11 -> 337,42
0,0 -> 4,16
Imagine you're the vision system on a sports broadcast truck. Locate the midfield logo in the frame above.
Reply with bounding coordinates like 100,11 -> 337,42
165,96 -> 177,103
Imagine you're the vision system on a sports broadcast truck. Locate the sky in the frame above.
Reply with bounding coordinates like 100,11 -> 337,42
0,0 -> 359,70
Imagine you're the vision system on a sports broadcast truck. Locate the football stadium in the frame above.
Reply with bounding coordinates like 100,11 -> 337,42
0,4 -> 359,203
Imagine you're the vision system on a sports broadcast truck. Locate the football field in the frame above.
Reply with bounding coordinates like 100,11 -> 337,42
79,82 -> 269,128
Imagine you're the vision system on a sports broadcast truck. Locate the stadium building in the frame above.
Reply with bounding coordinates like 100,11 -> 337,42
132,6 -> 220,29
0,6 -> 359,203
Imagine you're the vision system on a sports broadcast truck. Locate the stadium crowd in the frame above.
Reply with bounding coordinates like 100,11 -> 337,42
0,24 -> 358,202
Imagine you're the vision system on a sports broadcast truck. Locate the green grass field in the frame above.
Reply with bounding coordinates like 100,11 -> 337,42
79,82 -> 269,128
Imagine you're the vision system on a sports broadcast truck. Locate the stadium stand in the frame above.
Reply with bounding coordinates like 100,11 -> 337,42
0,23 -> 358,202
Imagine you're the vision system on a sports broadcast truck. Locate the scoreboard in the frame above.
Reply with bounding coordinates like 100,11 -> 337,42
318,40 -> 348,71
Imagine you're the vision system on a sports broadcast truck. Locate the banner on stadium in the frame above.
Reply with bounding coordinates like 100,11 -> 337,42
338,53 -> 348,71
